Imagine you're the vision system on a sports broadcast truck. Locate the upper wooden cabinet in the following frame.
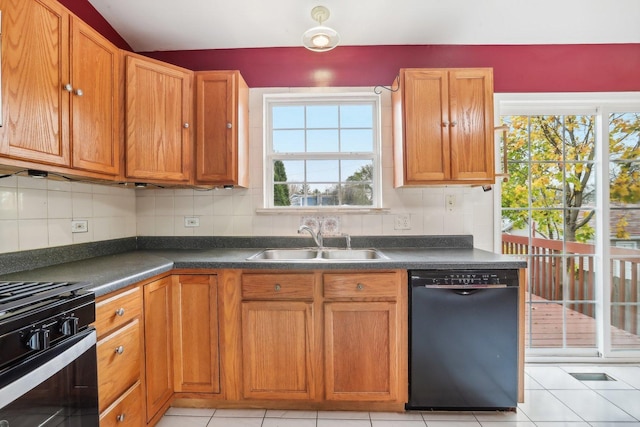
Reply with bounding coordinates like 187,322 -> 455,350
125,54 -> 192,183
392,68 -> 495,186
194,71 -> 249,187
0,0 -> 121,177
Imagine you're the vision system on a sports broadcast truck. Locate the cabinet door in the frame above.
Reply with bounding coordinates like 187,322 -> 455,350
324,302 -> 398,401
402,69 -> 450,183
126,55 -> 191,182
194,71 -> 249,187
0,0 -> 70,166
241,301 -> 315,400
448,69 -> 494,181
70,18 -> 120,176
172,275 -> 220,394
143,277 -> 173,422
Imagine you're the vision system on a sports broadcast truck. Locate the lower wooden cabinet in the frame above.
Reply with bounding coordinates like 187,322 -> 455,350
95,286 -> 145,427
172,274 -> 220,394
143,277 -> 174,423
99,381 -> 144,427
323,272 -> 403,402
241,301 -> 316,400
240,273 -> 316,400
324,302 -> 398,401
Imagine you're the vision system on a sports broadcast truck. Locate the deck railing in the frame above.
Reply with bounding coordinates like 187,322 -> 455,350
502,234 -> 639,336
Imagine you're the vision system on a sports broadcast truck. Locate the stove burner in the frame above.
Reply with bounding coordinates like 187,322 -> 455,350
0,281 -> 88,314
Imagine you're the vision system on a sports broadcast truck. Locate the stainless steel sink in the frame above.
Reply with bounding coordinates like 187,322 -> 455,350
247,248 -> 319,260
246,248 -> 388,262
320,249 -> 388,260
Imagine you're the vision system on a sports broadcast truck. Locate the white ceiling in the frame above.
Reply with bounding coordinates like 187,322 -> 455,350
87,0 -> 640,52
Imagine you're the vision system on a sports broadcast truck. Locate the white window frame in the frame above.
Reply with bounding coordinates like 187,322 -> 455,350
494,92 -> 640,362
262,92 -> 382,211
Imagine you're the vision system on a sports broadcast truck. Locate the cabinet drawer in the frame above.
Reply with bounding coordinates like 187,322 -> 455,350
241,273 -> 314,300
323,273 -> 398,299
99,381 -> 144,427
97,319 -> 142,412
95,287 -> 142,338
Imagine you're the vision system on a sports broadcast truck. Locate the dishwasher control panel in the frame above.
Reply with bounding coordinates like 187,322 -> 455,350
410,269 -> 519,287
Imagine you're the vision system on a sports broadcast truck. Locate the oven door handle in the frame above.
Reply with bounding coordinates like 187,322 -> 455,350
0,328 -> 96,409
421,284 -> 509,289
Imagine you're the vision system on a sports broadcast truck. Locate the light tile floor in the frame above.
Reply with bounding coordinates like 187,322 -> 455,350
157,365 -> 640,427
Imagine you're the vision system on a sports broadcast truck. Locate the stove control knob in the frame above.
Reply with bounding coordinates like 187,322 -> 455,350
60,316 -> 79,336
26,328 -> 50,351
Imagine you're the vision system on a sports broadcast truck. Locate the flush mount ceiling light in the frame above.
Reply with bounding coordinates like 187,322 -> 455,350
302,6 -> 340,52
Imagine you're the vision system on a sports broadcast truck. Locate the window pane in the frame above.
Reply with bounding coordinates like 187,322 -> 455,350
530,163 -> 564,208
273,106 -> 304,129
275,160 -> 305,182
341,183 -> 373,206
307,160 -> 339,182
342,160 -> 372,182
307,105 -> 338,128
340,105 -> 373,128
273,130 -> 304,153
307,129 -> 339,152
609,113 -> 640,161
340,129 -> 373,152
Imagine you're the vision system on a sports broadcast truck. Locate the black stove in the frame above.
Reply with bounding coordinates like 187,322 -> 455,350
0,281 -> 95,371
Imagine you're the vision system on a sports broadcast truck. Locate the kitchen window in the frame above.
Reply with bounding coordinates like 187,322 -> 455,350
263,93 -> 382,209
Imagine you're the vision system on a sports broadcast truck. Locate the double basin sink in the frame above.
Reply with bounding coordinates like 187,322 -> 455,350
247,248 -> 388,262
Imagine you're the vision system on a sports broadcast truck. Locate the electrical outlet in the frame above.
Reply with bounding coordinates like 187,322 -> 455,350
445,194 -> 456,212
394,214 -> 411,230
184,217 -> 200,227
71,220 -> 88,233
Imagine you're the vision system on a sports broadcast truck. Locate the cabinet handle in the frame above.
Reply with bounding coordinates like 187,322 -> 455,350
183,123 -> 190,129
74,88 -> 83,96
116,414 -> 126,422
226,122 -> 233,129
442,121 -> 449,127
356,283 -> 364,291
274,284 -> 281,292
450,121 -> 458,127
63,84 -> 73,92
115,308 -> 125,317
115,345 -> 125,355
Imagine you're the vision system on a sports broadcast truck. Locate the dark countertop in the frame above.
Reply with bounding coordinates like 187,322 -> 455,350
0,238 -> 526,297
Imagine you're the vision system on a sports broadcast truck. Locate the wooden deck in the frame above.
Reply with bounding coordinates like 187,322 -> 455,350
525,293 -> 640,349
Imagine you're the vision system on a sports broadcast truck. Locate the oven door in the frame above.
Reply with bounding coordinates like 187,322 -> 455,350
0,328 -> 99,427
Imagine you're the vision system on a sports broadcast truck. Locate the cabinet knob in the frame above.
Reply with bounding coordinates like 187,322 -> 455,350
442,121 -> 449,127
226,122 -> 233,129
115,308 -> 125,317
116,414 -> 126,422
274,284 -> 281,292
115,345 -> 125,355
63,84 -> 73,92
183,123 -> 190,129
356,283 -> 364,291
74,88 -> 84,96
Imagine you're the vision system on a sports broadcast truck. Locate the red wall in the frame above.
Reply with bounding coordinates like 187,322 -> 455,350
141,44 -> 640,92
58,1 -> 639,92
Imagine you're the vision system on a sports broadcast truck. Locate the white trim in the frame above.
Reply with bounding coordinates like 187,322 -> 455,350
262,92 -> 382,209
496,92 -> 640,360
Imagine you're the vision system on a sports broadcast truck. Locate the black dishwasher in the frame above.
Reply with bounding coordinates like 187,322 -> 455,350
407,269 -> 519,411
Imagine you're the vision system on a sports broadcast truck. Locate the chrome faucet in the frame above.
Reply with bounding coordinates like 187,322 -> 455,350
342,233 -> 351,250
298,225 -> 323,249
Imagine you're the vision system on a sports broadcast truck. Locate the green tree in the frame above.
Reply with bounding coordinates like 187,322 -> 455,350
273,160 -> 290,206
343,164 -> 373,206
502,113 -> 640,242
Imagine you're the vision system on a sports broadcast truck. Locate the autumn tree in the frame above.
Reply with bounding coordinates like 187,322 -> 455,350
502,113 -> 640,243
